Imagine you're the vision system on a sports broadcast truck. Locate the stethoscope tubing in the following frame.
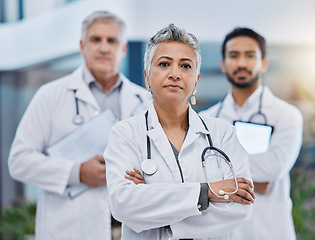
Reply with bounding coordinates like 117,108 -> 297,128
216,87 -> 268,125
143,111 -> 238,199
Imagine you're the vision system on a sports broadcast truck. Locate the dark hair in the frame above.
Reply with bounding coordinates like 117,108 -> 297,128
221,27 -> 266,59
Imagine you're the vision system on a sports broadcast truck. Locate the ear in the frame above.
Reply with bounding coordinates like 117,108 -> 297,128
144,70 -> 150,91
261,58 -> 269,73
80,40 -> 85,55
220,60 -> 227,73
121,42 -> 128,58
194,74 -> 200,88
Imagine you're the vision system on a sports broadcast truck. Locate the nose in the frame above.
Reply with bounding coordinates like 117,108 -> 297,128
99,40 -> 109,53
237,56 -> 247,67
168,66 -> 181,80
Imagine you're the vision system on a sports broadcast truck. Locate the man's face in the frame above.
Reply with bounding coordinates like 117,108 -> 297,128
80,20 -> 127,78
221,36 -> 268,89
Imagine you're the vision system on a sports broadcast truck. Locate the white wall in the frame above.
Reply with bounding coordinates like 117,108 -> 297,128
1,0 -> 315,70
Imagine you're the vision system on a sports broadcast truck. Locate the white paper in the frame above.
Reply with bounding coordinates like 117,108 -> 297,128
47,109 -> 116,198
234,121 -> 273,154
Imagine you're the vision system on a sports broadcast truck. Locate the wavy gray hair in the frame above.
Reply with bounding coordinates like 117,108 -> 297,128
144,24 -> 201,77
81,11 -> 126,43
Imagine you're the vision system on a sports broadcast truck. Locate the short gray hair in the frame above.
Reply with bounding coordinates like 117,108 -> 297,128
81,11 -> 126,43
144,24 -> 201,76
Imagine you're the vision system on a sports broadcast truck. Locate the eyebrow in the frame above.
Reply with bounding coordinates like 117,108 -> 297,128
228,50 -> 257,55
157,56 -> 194,63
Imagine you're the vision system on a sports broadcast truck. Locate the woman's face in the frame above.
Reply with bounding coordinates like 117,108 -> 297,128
145,41 -> 200,106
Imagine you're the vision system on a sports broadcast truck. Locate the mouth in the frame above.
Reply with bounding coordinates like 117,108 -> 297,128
95,56 -> 111,61
233,68 -> 251,77
164,84 -> 183,90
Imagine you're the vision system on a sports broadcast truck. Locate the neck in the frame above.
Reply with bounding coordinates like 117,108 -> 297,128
93,72 -> 119,92
153,101 -> 189,130
231,84 -> 260,107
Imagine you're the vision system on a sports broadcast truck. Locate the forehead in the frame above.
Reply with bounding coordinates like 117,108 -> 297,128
225,36 -> 260,53
153,41 -> 196,60
86,20 -> 122,38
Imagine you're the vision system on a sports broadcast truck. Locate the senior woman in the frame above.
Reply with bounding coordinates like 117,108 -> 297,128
104,24 -> 255,240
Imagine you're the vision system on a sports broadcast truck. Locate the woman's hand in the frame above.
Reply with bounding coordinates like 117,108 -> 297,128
125,168 -> 146,185
208,178 -> 255,205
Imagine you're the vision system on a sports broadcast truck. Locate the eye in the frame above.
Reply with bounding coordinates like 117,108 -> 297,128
181,63 -> 192,69
158,62 -> 170,67
247,54 -> 256,58
229,54 -> 238,59
108,37 -> 118,44
90,36 -> 101,43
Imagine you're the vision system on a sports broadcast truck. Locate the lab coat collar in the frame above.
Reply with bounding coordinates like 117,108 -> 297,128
145,104 -> 209,182
226,85 -> 264,110
119,73 -> 144,120
67,66 -> 100,110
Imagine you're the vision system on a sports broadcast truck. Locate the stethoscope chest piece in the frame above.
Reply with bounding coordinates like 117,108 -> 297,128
141,159 -> 158,175
72,115 -> 84,125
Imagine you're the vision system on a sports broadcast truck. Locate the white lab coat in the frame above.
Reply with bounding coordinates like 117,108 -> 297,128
8,66 -> 149,240
104,103 -> 252,240
199,86 -> 303,240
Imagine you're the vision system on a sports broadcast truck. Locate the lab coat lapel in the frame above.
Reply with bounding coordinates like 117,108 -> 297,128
120,74 -> 142,120
146,105 -> 184,183
181,106 -> 209,151
67,66 -> 100,111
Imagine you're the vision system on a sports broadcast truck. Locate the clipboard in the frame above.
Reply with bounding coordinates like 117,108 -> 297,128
47,109 -> 116,198
233,121 -> 274,154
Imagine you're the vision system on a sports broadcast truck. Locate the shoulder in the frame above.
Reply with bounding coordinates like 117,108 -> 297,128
198,103 -> 221,117
30,72 -> 74,105
112,113 -> 146,136
267,91 -> 303,123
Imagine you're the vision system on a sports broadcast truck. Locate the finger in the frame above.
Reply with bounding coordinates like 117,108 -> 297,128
133,168 -> 143,175
237,178 -> 254,188
133,168 -> 144,180
230,194 -> 253,205
235,189 -> 255,203
238,182 -> 256,199
125,175 -> 144,185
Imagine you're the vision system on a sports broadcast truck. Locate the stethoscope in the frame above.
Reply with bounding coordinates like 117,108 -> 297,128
72,90 -> 85,125
71,90 -> 144,125
141,111 -> 238,200
216,87 -> 268,125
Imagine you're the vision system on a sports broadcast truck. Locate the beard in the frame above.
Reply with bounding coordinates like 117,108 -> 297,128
226,67 -> 260,89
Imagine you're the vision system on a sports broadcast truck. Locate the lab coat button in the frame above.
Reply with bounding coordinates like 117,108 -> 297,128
94,110 -> 100,116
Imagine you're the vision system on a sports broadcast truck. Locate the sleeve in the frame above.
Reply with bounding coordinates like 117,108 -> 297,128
104,122 -> 201,233
8,86 -> 75,195
249,107 -> 303,182
169,121 -> 252,239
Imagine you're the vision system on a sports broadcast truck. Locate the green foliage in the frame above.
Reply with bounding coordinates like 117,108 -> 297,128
0,202 -> 36,240
291,167 -> 315,240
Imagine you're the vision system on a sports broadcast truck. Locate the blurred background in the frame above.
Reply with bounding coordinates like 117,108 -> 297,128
0,0 -> 315,239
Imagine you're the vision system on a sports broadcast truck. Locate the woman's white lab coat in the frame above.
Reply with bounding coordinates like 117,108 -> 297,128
104,103 -> 252,240
8,66 -> 149,240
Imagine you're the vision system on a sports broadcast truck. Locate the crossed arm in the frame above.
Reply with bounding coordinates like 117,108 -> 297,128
125,168 -> 255,205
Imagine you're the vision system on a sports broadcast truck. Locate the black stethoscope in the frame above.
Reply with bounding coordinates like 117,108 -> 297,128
72,90 -> 85,125
71,90 -> 144,125
216,87 -> 268,125
141,111 -> 238,200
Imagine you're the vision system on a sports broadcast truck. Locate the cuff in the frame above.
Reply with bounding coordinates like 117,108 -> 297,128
68,162 -> 81,185
198,183 -> 209,211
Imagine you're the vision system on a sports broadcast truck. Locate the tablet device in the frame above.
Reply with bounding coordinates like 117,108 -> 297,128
233,121 -> 273,154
